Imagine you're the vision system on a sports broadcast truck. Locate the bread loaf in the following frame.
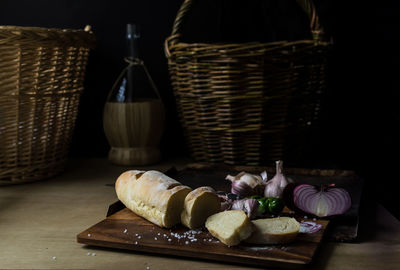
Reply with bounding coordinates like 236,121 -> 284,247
205,210 -> 254,246
245,217 -> 300,244
115,170 -> 192,228
181,186 -> 221,229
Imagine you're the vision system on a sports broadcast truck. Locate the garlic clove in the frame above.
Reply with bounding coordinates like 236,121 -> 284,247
226,171 -> 265,197
231,198 -> 259,219
231,181 -> 253,197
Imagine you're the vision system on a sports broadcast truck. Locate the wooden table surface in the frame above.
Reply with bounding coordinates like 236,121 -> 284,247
0,158 -> 399,270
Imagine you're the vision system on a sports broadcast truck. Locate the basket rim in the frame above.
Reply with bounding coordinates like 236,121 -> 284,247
0,25 -> 91,33
165,35 -> 331,59
0,25 -> 96,48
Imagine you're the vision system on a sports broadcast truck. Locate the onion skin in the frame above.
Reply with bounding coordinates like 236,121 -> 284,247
293,184 -> 352,217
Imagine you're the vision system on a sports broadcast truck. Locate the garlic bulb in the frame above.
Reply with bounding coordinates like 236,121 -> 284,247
231,198 -> 259,219
226,172 -> 265,197
264,160 -> 293,198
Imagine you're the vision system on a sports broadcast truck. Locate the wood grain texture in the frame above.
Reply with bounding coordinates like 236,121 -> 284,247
77,208 -> 329,269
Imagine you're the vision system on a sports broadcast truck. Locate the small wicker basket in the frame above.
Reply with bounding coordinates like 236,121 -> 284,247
0,25 -> 95,185
165,0 -> 331,165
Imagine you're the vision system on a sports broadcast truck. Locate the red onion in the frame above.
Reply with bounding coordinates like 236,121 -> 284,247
293,184 -> 351,217
299,221 -> 323,233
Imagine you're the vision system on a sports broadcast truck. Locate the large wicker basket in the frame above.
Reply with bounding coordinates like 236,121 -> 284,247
0,25 -> 95,184
165,0 -> 331,165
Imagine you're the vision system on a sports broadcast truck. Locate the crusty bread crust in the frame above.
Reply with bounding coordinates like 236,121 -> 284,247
181,186 -> 221,229
115,170 -> 191,228
245,217 -> 300,244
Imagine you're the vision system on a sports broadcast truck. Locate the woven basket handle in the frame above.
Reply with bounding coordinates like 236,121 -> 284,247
165,0 -> 324,57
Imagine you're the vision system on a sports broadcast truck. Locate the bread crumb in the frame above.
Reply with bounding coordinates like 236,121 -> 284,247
92,253 -> 96,256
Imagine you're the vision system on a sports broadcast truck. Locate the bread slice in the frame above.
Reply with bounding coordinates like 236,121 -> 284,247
181,186 -> 221,229
115,170 -> 192,228
245,217 -> 300,244
205,210 -> 254,246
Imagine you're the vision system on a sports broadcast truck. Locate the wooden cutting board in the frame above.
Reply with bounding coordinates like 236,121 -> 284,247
77,163 -> 363,268
77,205 -> 329,269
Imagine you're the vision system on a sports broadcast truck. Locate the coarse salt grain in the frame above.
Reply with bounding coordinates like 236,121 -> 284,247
123,229 -> 128,233
304,216 -> 308,219
52,256 -> 56,260
138,236 -> 141,239
87,252 -> 91,256
92,253 -> 96,256
135,241 -> 138,245
157,233 -> 160,236
154,237 -> 158,240
168,239 -> 172,242
185,241 -> 189,245
88,233 -> 91,237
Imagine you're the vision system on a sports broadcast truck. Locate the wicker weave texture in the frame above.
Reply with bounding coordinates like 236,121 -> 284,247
166,0 -> 331,165
0,26 -> 95,184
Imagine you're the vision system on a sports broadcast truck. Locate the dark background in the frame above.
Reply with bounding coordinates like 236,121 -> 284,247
1,0 -> 399,219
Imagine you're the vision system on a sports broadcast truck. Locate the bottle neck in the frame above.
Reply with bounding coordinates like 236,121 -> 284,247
126,24 -> 140,60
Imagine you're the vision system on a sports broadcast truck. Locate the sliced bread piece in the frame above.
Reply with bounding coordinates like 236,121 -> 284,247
245,217 -> 300,244
181,186 -> 221,229
205,210 -> 254,246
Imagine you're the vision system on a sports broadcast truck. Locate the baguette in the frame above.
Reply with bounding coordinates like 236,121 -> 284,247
205,210 -> 254,246
115,170 -> 192,228
181,186 -> 221,229
245,217 -> 300,244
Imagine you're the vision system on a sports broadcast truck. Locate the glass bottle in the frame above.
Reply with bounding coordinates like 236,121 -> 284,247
103,23 -> 165,165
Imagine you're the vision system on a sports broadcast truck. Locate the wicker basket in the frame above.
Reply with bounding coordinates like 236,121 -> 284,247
0,25 -> 95,185
165,0 -> 331,165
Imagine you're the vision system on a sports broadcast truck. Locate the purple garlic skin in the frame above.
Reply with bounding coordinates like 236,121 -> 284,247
226,171 -> 265,197
264,160 -> 293,199
231,198 -> 259,219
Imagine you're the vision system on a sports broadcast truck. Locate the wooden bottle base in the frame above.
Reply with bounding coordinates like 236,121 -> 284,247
108,147 -> 161,166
